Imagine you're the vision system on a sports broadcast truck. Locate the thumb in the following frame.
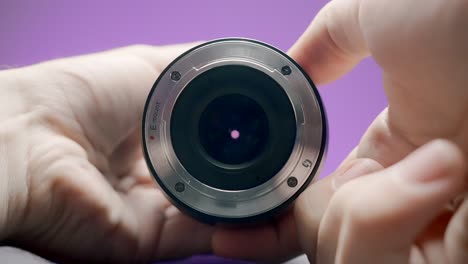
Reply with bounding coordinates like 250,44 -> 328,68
317,139 -> 467,264
288,0 -> 369,85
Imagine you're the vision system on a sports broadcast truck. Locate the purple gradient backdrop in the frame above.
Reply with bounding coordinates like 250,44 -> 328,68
0,0 -> 386,263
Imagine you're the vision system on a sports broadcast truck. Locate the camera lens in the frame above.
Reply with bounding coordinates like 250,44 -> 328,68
198,93 -> 269,165
143,39 -> 327,223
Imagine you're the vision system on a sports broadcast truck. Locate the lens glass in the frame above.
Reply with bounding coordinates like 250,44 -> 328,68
199,94 -> 269,165
170,65 -> 296,190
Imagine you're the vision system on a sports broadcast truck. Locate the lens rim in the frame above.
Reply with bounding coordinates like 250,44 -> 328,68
142,38 -> 327,223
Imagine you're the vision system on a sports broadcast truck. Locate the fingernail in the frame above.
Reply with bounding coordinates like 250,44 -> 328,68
332,159 -> 383,190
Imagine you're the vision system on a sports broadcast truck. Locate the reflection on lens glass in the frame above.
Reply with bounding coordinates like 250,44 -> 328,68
199,94 -> 269,165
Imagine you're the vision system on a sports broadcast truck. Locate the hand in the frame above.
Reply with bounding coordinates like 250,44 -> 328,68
288,0 -> 468,263
213,1 -> 468,262
0,44 -> 216,263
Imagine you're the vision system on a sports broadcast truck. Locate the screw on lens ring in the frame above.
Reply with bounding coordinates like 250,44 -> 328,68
171,71 -> 181,81
287,177 -> 298,187
175,182 -> 185,192
281,65 -> 292,76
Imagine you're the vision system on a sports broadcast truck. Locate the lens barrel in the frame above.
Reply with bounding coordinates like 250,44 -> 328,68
142,38 -> 327,223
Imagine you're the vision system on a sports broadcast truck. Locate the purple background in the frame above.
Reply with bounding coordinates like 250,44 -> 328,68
0,0 -> 386,263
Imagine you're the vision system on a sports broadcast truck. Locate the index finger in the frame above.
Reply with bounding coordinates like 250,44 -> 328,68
288,0 -> 369,85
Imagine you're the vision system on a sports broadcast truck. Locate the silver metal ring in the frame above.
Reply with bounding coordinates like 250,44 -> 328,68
142,38 -> 327,223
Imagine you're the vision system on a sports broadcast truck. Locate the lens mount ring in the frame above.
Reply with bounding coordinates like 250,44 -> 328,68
143,38 -> 327,223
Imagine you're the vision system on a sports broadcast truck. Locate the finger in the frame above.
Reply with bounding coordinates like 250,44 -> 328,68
295,157 -> 383,260
446,194 -> 468,263
213,157 -> 384,263
154,205 -> 215,260
35,43 -> 200,155
212,210 -> 300,263
118,187 -> 214,262
318,139 -> 466,264
288,0 -> 369,85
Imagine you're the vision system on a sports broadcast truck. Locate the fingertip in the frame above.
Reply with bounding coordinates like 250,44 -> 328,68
398,139 -> 466,185
288,0 -> 367,85
427,139 -> 466,173
339,139 -> 467,245
331,158 -> 384,190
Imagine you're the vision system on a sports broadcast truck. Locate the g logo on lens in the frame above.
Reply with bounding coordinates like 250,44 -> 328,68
142,38 -> 327,223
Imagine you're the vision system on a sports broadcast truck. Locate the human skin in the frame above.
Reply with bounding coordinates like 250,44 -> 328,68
0,44 -> 219,263
214,0 -> 468,263
0,42 -> 303,263
1,0 -> 467,263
